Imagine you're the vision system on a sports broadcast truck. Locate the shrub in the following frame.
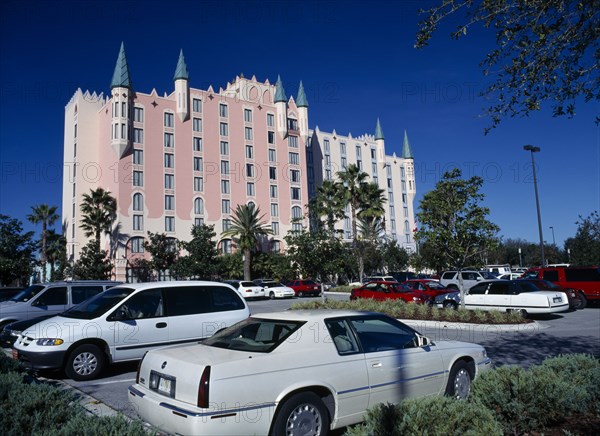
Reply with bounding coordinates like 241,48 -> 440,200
0,352 -> 24,374
49,414 -> 148,436
345,397 -> 503,436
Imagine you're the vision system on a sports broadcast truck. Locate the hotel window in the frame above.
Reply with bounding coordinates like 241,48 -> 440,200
271,240 -> 280,253
372,163 -> 378,174
164,174 -> 174,189
221,239 -> 232,254
389,192 -> 394,202
292,206 -> 302,219
219,103 -> 228,118
192,98 -> 202,113
222,219 -> 231,231
133,215 -> 143,231
325,169 -> 332,180
271,221 -> 279,236
194,198 -> 204,214
220,141 -> 229,155
165,216 -> 175,232
246,164 -> 254,178
193,137 -> 203,151
245,145 -> 254,159
133,128 -> 144,144
269,166 -> 277,180
193,117 -> 202,132
164,112 -> 174,127
341,157 -> 347,169
194,177 -> 203,192
245,127 -> 253,140
287,118 -> 298,130
401,167 -> 405,179
267,113 -> 274,127
288,136 -> 298,148
268,131 -> 275,144
289,152 -> 299,165
194,157 -> 203,172
222,199 -> 230,214
402,193 -> 407,203
290,169 -> 300,183
292,222 -> 302,233
220,122 -> 229,136
247,182 -> 255,196
404,206 -> 409,217
194,218 -> 204,227
133,171 -> 143,186
371,148 -> 376,159
221,160 -> 229,174
131,237 -> 144,253
133,193 -> 143,211
357,160 -> 362,170
134,107 -> 144,123
270,185 -> 278,198
356,145 -> 361,158
291,187 -> 300,200
244,108 -> 252,122
221,179 -> 230,194
391,219 -> 396,231
164,132 -> 174,148
268,149 -> 276,162
402,181 -> 406,191
324,139 -> 330,154
340,142 -> 346,155
133,149 -> 143,165
165,195 -> 175,210
271,203 -> 279,217
325,155 -> 331,167
164,153 -> 174,168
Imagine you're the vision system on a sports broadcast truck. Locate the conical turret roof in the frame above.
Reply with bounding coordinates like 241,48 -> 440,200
274,75 -> 287,103
375,118 -> 384,140
296,81 -> 308,107
402,130 -> 414,159
110,42 -> 132,89
173,49 -> 189,80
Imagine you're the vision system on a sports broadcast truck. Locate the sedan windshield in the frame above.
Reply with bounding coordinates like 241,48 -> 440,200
425,281 -> 446,289
62,287 -> 135,319
203,318 -> 305,353
9,285 -> 45,302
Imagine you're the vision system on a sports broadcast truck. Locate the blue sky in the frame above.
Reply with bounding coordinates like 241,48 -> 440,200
1,0 -> 598,247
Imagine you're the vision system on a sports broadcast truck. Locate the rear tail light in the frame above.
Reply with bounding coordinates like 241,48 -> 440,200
197,366 -> 211,408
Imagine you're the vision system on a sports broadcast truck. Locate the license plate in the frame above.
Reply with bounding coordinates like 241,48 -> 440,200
12,349 -> 18,360
158,377 -> 172,395
553,297 -> 562,303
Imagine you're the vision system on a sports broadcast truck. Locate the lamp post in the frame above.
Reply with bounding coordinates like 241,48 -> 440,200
518,248 -> 522,268
549,226 -> 556,246
523,145 -> 545,267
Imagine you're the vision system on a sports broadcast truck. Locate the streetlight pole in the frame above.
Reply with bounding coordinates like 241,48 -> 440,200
524,145 -> 545,267
549,226 -> 556,246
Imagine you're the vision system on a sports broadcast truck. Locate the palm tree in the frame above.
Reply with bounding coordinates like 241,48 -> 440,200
28,204 -> 59,282
311,180 -> 346,231
336,164 -> 369,242
46,229 -> 67,281
80,188 -> 117,244
357,181 -> 387,223
222,204 -> 272,280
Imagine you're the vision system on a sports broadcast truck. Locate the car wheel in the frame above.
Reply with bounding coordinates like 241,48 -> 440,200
573,292 -> 587,310
269,291 -> 275,300
271,392 -> 330,436
443,300 -> 458,310
65,344 -> 105,381
445,360 -> 473,400
298,291 -> 304,298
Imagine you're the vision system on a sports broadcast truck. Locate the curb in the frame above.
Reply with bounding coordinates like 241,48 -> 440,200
400,319 -> 546,332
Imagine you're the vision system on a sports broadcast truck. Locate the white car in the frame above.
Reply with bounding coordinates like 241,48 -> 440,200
129,310 -> 491,435
435,280 -> 569,315
497,272 -> 523,280
223,280 -> 265,299
261,281 -> 295,299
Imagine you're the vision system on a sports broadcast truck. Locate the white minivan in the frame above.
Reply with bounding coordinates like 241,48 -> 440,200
13,281 -> 250,380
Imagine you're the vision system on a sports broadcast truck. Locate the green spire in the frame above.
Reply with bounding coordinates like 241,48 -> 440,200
402,130 -> 414,159
173,49 -> 189,80
375,118 -> 384,140
274,75 -> 287,103
110,42 -> 132,90
296,80 -> 308,107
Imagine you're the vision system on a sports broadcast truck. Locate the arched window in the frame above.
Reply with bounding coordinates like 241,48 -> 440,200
130,237 -> 145,254
194,197 -> 204,215
404,220 -> 410,233
291,206 -> 302,219
247,201 -> 256,210
270,240 -> 281,253
133,193 -> 143,211
220,239 -> 232,254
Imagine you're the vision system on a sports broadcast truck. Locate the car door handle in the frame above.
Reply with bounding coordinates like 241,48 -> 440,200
156,322 -> 167,328
371,362 -> 382,368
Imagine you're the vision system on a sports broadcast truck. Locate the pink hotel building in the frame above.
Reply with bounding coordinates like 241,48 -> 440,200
62,44 -> 416,281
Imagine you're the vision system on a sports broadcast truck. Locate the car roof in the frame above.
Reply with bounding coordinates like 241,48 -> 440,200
251,310 -> 380,321
109,280 -> 234,290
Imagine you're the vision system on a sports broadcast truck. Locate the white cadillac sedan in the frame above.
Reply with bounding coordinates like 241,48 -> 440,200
128,310 -> 491,435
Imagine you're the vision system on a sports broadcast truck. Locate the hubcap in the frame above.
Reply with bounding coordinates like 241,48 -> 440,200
73,352 -> 98,376
453,368 -> 471,399
286,403 -> 322,436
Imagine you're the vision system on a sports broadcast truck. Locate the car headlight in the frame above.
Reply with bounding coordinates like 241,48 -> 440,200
36,338 -> 64,346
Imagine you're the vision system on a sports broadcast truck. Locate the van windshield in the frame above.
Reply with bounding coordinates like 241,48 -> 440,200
9,285 -> 45,302
62,287 -> 135,319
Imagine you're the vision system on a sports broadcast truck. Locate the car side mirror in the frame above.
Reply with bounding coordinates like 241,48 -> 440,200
417,334 -> 432,347
32,299 -> 45,307
476,276 -> 482,281
109,309 -> 128,321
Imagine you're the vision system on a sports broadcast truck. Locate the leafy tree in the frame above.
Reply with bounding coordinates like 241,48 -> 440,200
72,240 -> 112,280
144,232 -> 179,280
252,252 -> 293,282
564,211 -> 600,265
381,240 -> 410,272
127,258 -> 153,282
336,164 -> 369,241
0,214 -> 36,286
172,224 -> 220,280
27,204 -> 59,283
80,188 -> 117,243
415,168 -> 500,272
416,0 -> 600,132
221,203 -> 272,280
46,229 -> 67,282
218,252 -> 243,279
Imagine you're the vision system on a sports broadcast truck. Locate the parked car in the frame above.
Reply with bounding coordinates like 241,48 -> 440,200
402,279 -> 455,299
483,264 -> 512,276
0,315 -> 53,347
434,280 -> 569,316
260,281 -> 295,299
439,270 -> 496,291
13,281 -> 250,380
350,281 -> 430,304
521,266 -> 599,308
223,280 -> 265,300
128,310 -> 491,435
0,281 -> 121,330
287,279 -> 321,297
519,279 -> 585,310
363,275 -> 398,283
0,287 -> 24,302
498,272 -> 523,280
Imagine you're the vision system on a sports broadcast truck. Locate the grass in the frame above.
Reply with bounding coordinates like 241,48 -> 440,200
290,298 -> 529,324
